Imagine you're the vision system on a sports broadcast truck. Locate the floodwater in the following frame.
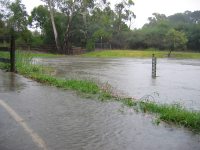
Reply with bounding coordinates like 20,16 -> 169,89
0,71 -> 26,93
0,70 -> 200,150
35,57 -> 200,110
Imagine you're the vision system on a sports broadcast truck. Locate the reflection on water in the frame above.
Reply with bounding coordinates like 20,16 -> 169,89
35,57 -> 200,110
9,73 -> 16,91
0,71 -> 26,92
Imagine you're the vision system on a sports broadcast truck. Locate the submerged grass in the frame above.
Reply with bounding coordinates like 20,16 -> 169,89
142,102 -> 200,131
83,50 -> 200,59
121,98 -> 200,132
30,74 -> 100,94
1,51 -> 200,132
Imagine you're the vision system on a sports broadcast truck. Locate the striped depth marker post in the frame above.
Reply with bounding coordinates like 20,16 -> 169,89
152,54 -> 157,78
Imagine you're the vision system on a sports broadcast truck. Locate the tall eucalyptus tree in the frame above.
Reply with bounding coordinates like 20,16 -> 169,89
41,0 -> 60,52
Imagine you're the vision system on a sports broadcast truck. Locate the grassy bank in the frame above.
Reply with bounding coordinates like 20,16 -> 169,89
83,50 -> 200,59
1,51 -> 200,132
122,98 -> 200,132
0,51 -> 101,95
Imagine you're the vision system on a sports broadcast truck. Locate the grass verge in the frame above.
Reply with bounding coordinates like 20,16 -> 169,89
142,102 -> 200,132
0,51 -> 101,95
122,98 -> 200,132
83,50 -> 200,59
1,51 -> 200,133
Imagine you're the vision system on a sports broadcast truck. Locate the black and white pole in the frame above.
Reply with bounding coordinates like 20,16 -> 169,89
152,54 -> 157,78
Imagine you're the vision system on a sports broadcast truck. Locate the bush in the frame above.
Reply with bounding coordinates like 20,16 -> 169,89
86,39 -> 95,51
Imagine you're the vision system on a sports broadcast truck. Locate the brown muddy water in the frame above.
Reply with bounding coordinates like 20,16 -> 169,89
0,70 -> 200,150
34,57 -> 200,110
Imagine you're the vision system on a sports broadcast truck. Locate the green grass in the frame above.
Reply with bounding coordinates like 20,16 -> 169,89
122,99 -> 200,132
0,51 -> 101,95
0,50 -> 62,59
1,50 -> 200,132
29,74 -> 100,94
83,50 -> 200,59
144,102 -> 200,131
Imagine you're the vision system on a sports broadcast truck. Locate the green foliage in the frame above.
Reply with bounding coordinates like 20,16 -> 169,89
122,98 -> 136,107
8,0 -> 28,32
146,13 -> 167,27
140,102 -> 200,132
30,5 -> 55,45
186,24 -> 200,50
1,0 -> 200,52
31,32 -> 44,46
86,39 -> 95,51
0,0 -> 32,45
92,29 -> 111,41
165,28 -> 188,50
114,0 -> 135,30
131,11 -> 200,51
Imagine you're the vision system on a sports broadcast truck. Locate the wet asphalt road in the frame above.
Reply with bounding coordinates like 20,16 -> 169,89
0,70 -> 200,150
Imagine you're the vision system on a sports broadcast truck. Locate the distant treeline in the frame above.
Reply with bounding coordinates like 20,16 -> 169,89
0,0 -> 200,53
130,12 -> 200,51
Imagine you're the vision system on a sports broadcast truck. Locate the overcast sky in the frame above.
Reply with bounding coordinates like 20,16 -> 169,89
22,0 -> 200,28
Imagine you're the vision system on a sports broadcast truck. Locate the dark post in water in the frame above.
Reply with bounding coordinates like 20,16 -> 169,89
152,54 -> 157,78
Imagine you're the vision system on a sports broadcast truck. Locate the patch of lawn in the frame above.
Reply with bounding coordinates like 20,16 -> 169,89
83,50 -> 200,59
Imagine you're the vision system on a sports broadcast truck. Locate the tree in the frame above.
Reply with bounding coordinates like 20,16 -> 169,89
30,5 -> 50,30
30,5 -> 67,46
30,5 -> 50,45
147,13 -> 167,26
190,11 -> 200,24
41,0 -> 60,52
0,0 -> 10,20
8,0 -> 28,32
165,28 -> 188,57
56,0 -> 97,54
142,21 -> 170,49
187,24 -> 200,51
88,4 -> 114,50
0,13 -> 5,32
114,0 -> 135,32
112,0 -> 135,49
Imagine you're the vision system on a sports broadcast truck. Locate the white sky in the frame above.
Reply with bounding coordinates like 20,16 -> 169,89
22,0 -> 200,28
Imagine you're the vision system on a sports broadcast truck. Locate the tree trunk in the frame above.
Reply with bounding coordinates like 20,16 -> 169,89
168,49 -> 172,57
48,0 -> 60,52
63,15 -> 72,55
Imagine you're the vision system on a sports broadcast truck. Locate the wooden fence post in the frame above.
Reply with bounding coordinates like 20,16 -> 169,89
10,36 -> 15,72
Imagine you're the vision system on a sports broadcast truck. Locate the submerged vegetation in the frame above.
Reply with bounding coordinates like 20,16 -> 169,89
122,98 -> 200,132
0,51 -> 200,133
83,50 -> 200,59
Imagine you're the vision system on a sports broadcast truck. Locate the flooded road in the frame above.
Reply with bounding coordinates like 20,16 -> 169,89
35,57 -> 200,110
0,70 -> 200,150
